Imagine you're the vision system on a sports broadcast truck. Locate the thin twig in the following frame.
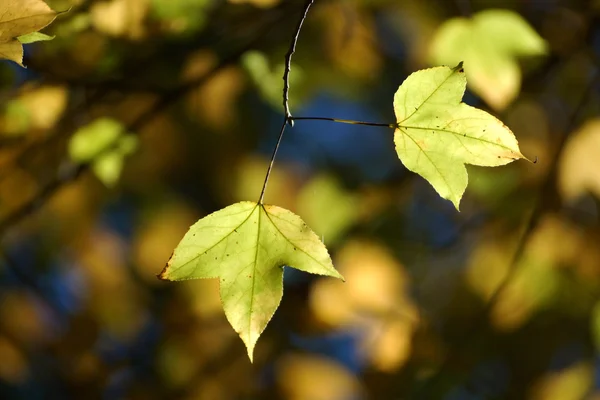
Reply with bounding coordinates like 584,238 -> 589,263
258,0 -> 316,204
283,0 -> 315,122
291,115 -> 395,128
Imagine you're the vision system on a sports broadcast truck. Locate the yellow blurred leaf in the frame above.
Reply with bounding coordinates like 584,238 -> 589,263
310,240 -> 417,328
559,119 -> 600,201
337,240 -> 409,314
490,258 -> 559,331
429,9 -> 547,110
1,85 -> 68,137
185,65 -> 244,130
365,319 -> 413,372
0,291 -> 49,345
133,202 -> 198,282
323,3 -> 381,81
0,0 -> 57,66
469,216 -> 568,331
466,239 -> 512,301
91,0 -> 149,39
229,156 -> 301,210
276,353 -> 362,400
77,229 -> 146,339
530,362 -> 593,400
310,278 -> 355,327
0,168 -> 38,211
0,336 -> 29,383
20,85 -> 68,130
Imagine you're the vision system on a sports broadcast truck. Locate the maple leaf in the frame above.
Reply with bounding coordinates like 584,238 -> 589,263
158,201 -> 343,361
393,63 -> 527,209
0,0 -> 57,66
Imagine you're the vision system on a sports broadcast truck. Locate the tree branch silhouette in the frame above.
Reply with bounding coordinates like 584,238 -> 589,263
259,0 -> 316,204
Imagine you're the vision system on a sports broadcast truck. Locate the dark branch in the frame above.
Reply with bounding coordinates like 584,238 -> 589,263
259,0 -> 316,204
282,0 -> 315,123
291,116 -> 395,128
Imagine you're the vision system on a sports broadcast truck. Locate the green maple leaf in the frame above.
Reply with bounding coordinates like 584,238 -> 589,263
0,0 -> 57,67
393,63 -> 527,209
158,201 -> 343,361
429,9 -> 547,110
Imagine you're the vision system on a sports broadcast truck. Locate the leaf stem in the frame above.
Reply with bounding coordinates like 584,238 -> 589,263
291,116 -> 396,128
259,117 -> 287,204
259,0 -> 316,204
283,0 -> 315,122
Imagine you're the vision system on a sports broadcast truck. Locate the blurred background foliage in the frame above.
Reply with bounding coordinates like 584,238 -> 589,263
0,0 -> 600,399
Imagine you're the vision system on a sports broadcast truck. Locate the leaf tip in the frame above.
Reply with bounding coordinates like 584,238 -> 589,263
452,199 -> 461,212
156,267 -> 169,280
454,61 -> 464,73
157,253 -> 174,280
242,336 -> 257,363
525,154 -> 538,164
446,191 -> 463,211
247,347 -> 255,363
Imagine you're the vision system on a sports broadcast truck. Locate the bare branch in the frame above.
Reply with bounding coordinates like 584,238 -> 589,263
259,0 -> 316,204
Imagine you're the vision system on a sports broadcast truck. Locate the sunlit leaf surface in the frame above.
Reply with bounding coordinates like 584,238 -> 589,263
159,201 -> 343,360
393,63 -> 526,209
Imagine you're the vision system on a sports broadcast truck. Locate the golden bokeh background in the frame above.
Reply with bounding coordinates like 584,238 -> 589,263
1,0 -> 600,399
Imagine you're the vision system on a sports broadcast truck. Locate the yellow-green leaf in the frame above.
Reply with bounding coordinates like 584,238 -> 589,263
17,32 -> 55,44
429,9 -> 547,110
393,63 -> 526,209
158,201 -> 343,361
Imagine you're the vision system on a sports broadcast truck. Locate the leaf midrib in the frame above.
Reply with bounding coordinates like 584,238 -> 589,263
263,208 -> 330,271
397,67 -> 457,125
400,124 -> 518,153
247,203 -> 262,346
398,127 -> 457,201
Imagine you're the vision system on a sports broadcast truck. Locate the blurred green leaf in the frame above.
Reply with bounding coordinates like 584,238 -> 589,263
429,9 -> 547,110
2,100 -> 31,135
393,63 -> 526,209
242,50 -> 303,110
150,0 -> 212,33
158,201 -> 343,361
68,118 -> 138,187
